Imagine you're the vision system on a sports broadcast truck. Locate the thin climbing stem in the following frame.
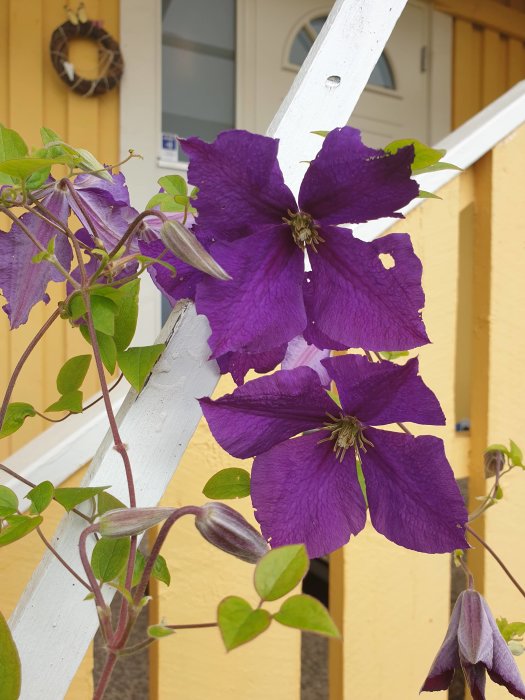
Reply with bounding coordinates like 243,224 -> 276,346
466,525 -> 525,600
35,526 -> 91,591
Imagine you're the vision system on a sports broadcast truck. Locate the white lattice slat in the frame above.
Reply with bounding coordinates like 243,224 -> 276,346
8,1 -> 408,697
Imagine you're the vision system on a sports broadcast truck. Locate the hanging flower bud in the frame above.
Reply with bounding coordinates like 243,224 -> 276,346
98,507 -> 176,538
159,220 -> 231,280
194,502 -> 269,564
484,449 -> 505,478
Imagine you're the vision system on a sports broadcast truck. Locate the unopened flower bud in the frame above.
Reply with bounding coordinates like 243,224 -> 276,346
159,220 -> 231,281
484,449 -> 505,478
195,502 -> 269,564
98,507 -> 176,538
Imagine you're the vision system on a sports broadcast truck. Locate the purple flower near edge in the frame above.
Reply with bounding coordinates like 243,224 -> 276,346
174,127 -> 428,361
421,589 -> 525,699
199,354 -> 468,558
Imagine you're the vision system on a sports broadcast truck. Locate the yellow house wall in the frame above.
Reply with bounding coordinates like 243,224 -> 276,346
3,1 -> 525,699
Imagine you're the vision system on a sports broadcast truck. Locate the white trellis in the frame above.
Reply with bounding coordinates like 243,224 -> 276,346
8,1 -> 525,697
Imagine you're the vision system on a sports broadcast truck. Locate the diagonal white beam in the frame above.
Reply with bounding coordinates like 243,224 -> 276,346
8,1 -> 408,697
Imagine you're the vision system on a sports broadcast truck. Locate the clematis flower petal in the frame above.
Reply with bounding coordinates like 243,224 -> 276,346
195,227 -> 306,356
0,188 -> 72,328
216,344 -> 287,386
361,428 -> 467,553
420,595 -> 462,691
306,228 -> 429,350
422,590 -> 525,699
199,366 -> 335,459
298,127 -> 418,226
282,335 -> 331,386
65,173 -> 138,251
481,597 -> 525,698
181,131 -> 296,242
322,354 -> 445,426
251,432 -> 367,558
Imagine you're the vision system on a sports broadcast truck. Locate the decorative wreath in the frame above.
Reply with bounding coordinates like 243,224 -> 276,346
49,19 -> 124,97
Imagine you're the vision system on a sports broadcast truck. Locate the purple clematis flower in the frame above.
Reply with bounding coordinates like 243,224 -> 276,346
421,589 -> 525,699
170,127 -> 428,362
199,354 -> 468,558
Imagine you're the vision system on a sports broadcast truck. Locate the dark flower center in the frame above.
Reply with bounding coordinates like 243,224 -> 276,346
318,413 -> 374,462
283,210 -> 325,253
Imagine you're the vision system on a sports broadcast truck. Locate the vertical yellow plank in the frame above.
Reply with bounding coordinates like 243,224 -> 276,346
483,123 -> 525,699
453,20 -> 482,128
507,38 -> 525,87
41,0 -> 69,412
328,549 -> 344,700
155,377 -> 301,700
8,0 -> 46,450
468,152 -> 493,593
98,2 -> 120,168
482,29 -> 507,106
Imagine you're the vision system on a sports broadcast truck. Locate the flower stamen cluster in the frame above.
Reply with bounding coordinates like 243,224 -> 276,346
318,412 -> 373,462
282,209 -> 325,252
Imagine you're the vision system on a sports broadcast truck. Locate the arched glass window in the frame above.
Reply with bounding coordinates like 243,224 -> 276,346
288,15 -> 395,90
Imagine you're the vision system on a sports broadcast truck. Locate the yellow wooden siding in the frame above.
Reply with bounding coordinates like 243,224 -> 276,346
0,0 -> 120,460
452,12 -> 525,128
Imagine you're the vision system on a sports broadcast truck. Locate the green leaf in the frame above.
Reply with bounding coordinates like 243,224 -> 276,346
148,624 -> 175,639
486,443 -> 510,456
79,326 -> 117,373
379,351 -> 410,361
497,618 -> 525,642
117,345 -> 164,392
25,481 -> 54,514
0,610 -> 21,700
217,596 -> 271,651
26,166 -> 51,190
40,127 -> 62,145
415,161 -> 462,175
0,403 -> 36,439
158,175 -> 187,197
418,190 -> 441,199
0,157 -> 70,180
54,485 -> 110,512
113,280 -> 140,352
273,594 -> 340,637
0,124 -> 28,161
254,544 -> 309,601
0,515 -> 43,547
311,130 -> 329,137
152,555 -> 171,586
91,537 -> 131,582
90,295 -> 117,336
0,487 -> 18,518
203,468 -> 251,499
56,354 -> 91,394
97,491 -> 127,516
325,388 -> 342,408
45,390 -> 83,414
385,138 -> 445,170
356,459 -> 368,506
509,440 -> 523,467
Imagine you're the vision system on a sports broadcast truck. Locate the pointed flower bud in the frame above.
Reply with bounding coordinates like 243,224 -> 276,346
194,502 -> 269,564
421,589 -> 525,699
159,220 -> 231,280
484,449 -> 505,478
98,507 -> 176,538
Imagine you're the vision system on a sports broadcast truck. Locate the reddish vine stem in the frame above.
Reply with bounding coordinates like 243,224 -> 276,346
0,306 -> 62,432
35,526 -> 91,591
465,525 -> 525,600
0,463 -> 91,522
93,652 -> 118,700
78,525 -> 113,639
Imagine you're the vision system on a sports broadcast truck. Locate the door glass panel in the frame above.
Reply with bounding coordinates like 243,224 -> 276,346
161,0 -> 236,161
288,15 -> 395,89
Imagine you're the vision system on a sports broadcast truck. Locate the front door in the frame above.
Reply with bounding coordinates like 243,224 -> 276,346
236,0 -> 451,147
